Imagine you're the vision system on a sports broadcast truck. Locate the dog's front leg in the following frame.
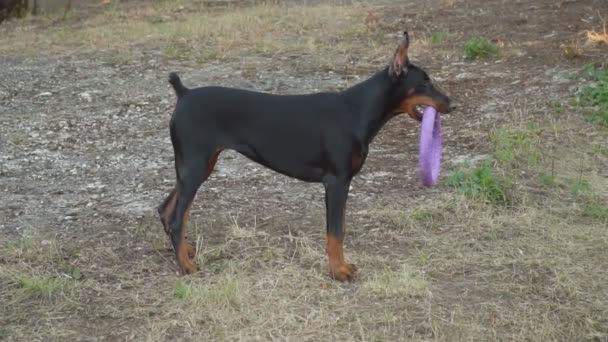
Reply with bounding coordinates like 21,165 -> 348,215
323,176 -> 357,281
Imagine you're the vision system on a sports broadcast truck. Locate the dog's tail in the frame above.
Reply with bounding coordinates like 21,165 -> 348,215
168,72 -> 188,99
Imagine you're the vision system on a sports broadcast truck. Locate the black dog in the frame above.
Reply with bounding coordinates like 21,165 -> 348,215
158,32 -> 453,281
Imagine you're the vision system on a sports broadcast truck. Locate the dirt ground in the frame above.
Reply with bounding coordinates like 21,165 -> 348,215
1,0 -> 607,341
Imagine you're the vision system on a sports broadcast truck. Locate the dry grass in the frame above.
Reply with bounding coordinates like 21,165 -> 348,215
3,176 -> 606,340
0,0 -> 396,71
364,192 -> 607,340
587,12 -> 608,45
562,39 -> 584,59
1,0 -> 607,341
362,268 -> 430,298
3,110 -> 607,339
587,30 -> 608,44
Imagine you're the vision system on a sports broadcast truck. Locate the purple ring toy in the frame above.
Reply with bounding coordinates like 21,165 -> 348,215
418,106 -> 442,187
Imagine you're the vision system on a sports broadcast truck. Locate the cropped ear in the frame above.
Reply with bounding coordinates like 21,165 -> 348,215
388,31 -> 410,78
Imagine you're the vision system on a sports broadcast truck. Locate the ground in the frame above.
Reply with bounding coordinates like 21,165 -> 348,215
0,0 -> 607,341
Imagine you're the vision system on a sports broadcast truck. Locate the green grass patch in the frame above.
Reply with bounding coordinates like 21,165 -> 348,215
161,45 -> 180,60
447,162 -> 511,205
548,100 -> 566,114
413,251 -> 431,266
0,327 -> 11,339
363,269 -> 428,298
570,181 -> 591,196
198,246 -> 228,273
579,64 -> 608,127
14,274 -> 71,301
2,237 -> 35,254
410,207 -> 433,222
491,125 -> 541,166
201,247 -> 225,264
173,278 -> 240,306
464,37 -> 498,60
592,145 -> 608,157
431,31 -> 448,44
1,237 -> 58,264
584,203 -> 608,220
540,173 -> 559,188
409,207 -> 439,230
173,280 -> 193,299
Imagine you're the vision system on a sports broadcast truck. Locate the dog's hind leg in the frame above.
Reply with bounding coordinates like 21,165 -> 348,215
158,189 -> 177,235
168,148 -> 221,275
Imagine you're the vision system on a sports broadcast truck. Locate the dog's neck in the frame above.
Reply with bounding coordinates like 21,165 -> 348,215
341,68 -> 405,145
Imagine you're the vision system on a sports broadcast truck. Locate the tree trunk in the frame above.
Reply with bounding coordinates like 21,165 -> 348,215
0,0 -> 72,23
0,0 -> 28,23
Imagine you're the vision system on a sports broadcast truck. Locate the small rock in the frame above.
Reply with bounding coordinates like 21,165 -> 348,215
79,92 -> 93,102
66,208 -> 79,216
455,72 -> 477,81
450,154 -> 492,166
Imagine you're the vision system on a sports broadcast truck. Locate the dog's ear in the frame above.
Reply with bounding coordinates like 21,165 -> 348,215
388,31 -> 410,78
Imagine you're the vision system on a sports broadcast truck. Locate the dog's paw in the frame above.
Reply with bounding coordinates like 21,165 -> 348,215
184,243 -> 196,260
178,260 -> 199,276
177,243 -> 199,275
329,261 -> 357,282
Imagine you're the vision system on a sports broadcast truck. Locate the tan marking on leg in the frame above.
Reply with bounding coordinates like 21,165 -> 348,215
326,234 -> 356,282
177,205 -> 198,275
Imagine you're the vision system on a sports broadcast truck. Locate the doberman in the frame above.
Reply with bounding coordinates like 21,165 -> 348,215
158,32 -> 454,281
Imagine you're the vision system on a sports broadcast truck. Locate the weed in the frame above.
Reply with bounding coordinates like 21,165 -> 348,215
161,45 -> 180,60
447,161 -> 511,205
14,274 -> 71,301
202,247 -> 225,264
584,203 -> 608,220
579,64 -> 608,127
1,237 -> 59,264
103,50 -> 132,66
2,238 -> 34,255
195,49 -> 219,64
431,31 -> 448,45
0,328 -> 10,339
409,207 -> 439,230
464,37 -> 498,60
410,207 -> 433,222
70,267 -> 82,281
413,251 -> 431,266
592,145 -> 608,157
491,125 -> 540,166
210,263 -> 227,273
570,181 -> 591,196
383,311 -> 396,324
172,280 -> 192,299
540,173 -> 559,188
548,100 -> 565,114
562,40 -> 584,59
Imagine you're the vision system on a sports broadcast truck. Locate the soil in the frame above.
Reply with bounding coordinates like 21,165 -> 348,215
0,0 -> 607,340
1,0 -> 603,238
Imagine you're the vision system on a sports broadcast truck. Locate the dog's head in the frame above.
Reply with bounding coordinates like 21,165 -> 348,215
388,32 -> 454,121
